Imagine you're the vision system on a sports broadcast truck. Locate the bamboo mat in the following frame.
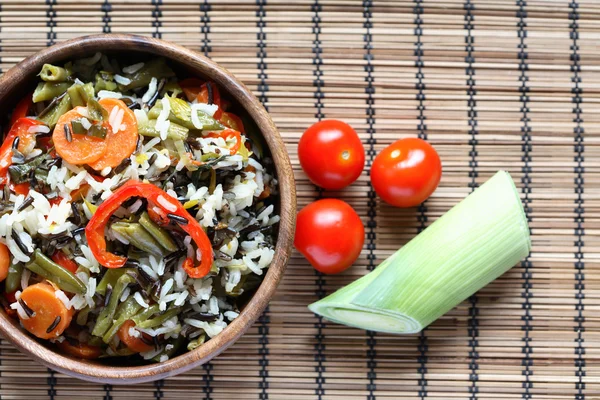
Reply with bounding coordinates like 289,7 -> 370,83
0,0 -> 598,398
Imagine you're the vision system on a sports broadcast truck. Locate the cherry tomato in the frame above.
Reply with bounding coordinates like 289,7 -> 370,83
298,120 -> 365,190
294,198 -> 364,274
371,138 -> 441,208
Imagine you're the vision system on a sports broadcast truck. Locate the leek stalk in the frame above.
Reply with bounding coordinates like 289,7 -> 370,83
308,171 -> 531,334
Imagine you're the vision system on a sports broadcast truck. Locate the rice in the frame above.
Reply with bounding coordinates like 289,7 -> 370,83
120,286 -> 131,302
142,77 -> 158,103
97,90 -> 123,99
114,74 -> 132,86
155,97 -> 171,140
157,195 -> 177,212
134,292 -> 150,308
122,62 -> 145,74
28,125 -> 50,134
55,290 -> 71,309
20,269 -> 31,290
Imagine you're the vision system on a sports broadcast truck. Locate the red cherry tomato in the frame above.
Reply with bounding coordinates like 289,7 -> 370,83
371,138 -> 441,208
298,120 -> 365,190
294,198 -> 364,274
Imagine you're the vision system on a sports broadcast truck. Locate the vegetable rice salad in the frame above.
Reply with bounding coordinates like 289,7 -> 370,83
0,53 -> 279,362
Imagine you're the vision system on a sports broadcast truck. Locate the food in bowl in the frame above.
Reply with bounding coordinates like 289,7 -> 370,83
0,53 -> 279,363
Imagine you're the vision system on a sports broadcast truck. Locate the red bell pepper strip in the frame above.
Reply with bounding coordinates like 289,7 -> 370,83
85,180 -> 214,278
219,111 -> 245,134
0,118 -> 44,186
204,129 -> 242,155
197,82 -> 222,120
179,78 -> 204,102
9,94 -> 33,127
51,251 -> 78,274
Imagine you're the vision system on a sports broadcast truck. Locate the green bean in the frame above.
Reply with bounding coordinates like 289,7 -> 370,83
39,64 -> 70,82
94,71 -> 118,93
70,119 -> 87,135
25,250 -> 86,295
96,268 -> 131,295
92,272 -> 135,337
186,334 -> 206,351
67,85 -> 88,108
102,297 -> 142,343
88,124 -> 108,139
120,58 -> 175,91
111,222 -> 165,257
88,336 -> 103,347
139,212 -> 178,253
8,155 -> 46,184
32,82 -> 71,103
87,98 -> 108,122
137,307 -> 182,330
131,304 -> 160,326
161,81 -> 182,97
76,306 -> 90,326
5,264 -> 23,293
39,92 -> 72,128
147,96 -> 223,131
138,119 -> 189,140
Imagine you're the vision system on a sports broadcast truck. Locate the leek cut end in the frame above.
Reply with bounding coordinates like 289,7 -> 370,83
308,302 -> 422,334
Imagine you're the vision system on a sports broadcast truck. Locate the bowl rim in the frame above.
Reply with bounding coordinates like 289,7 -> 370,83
0,34 -> 296,384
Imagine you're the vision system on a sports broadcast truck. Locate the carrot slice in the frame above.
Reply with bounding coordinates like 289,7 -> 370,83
118,320 -> 154,353
19,282 -> 74,339
88,99 -> 138,171
53,107 -> 108,165
0,243 -> 9,282
57,340 -> 102,359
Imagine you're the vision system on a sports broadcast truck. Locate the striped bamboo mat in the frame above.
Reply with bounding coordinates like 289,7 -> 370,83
0,0 -> 599,399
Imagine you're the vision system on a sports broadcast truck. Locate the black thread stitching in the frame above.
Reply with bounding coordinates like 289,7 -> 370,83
414,1 -> 428,397
151,0 -> 162,39
311,2 -> 326,399
200,0 -> 211,56
102,0 -> 111,33
516,1 -> 533,399
363,1 -> 377,399
570,1 -> 585,399
203,362 -> 214,399
257,2 -> 270,399
464,1 -> 479,398
46,0 -> 56,46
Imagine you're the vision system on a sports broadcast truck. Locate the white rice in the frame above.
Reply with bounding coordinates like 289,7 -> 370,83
20,269 -> 31,290
100,167 -> 112,177
120,286 -> 131,302
155,97 -> 171,140
122,62 -> 145,74
114,74 -> 132,86
80,117 -> 92,130
28,125 -> 50,134
55,290 -> 71,310
134,292 -> 150,308
157,195 -> 177,212
11,301 -> 30,320
142,77 -> 158,104
97,90 -> 123,100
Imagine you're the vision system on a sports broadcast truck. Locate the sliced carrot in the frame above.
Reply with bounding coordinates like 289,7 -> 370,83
51,251 -> 78,274
57,340 -> 102,359
19,282 -> 74,339
88,98 -> 138,171
117,320 -> 154,353
10,94 -> 33,127
219,112 -> 245,133
53,107 -> 108,165
0,243 -> 9,282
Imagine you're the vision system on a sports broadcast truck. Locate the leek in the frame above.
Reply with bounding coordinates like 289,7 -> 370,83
308,171 -> 531,334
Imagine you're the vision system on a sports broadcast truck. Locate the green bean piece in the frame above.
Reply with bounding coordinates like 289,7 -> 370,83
32,82 -> 71,103
120,58 -> 175,91
76,306 -> 90,326
8,155 -> 46,184
138,119 -> 189,140
87,99 -> 109,122
96,268 -> 131,295
186,334 -> 206,351
88,336 -> 103,347
39,64 -> 70,82
70,119 -> 87,135
111,222 -> 166,257
25,250 -> 86,295
102,297 -> 143,343
139,212 -> 179,253
67,84 -> 90,108
92,273 -> 135,337
130,304 -> 161,326
153,336 -> 185,362
147,96 -> 224,131
39,92 -> 72,128
5,264 -> 23,293
161,81 -> 182,97
137,307 -> 182,330
88,124 -> 108,139
94,71 -> 118,93
209,169 -> 216,195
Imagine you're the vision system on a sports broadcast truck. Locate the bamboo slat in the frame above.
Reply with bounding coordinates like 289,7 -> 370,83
0,0 -> 598,399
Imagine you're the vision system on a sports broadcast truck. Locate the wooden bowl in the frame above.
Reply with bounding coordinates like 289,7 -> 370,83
0,34 -> 296,383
